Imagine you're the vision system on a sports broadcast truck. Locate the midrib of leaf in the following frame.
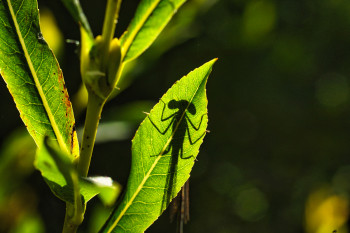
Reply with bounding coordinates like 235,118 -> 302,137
106,73 -> 207,232
6,0 -> 68,154
121,0 -> 160,59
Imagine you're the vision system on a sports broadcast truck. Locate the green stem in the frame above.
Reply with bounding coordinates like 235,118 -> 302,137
62,156 -> 85,233
100,0 -> 122,69
78,94 -> 105,177
62,0 -> 123,232
78,0 -> 122,176
62,203 -> 80,233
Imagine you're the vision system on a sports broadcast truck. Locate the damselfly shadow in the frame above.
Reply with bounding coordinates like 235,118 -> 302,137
147,99 -> 207,233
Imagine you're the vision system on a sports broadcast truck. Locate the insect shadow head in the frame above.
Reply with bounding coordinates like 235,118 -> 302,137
168,100 -> 196,115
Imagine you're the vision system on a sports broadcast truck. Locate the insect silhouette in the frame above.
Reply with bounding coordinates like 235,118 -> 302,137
147,99 -> 207,233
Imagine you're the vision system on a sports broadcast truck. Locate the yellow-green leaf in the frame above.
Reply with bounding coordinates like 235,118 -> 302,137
0,0 -> 79,157
100,59 -> 217,233
120,0 -> 187,63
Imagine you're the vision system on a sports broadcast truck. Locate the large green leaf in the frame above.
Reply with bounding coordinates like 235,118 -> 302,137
120,0 -> 186,63
35,138 -> 121,206
99,59 -> 217,233
60,0 -> 93,38
0,0 -> 79,157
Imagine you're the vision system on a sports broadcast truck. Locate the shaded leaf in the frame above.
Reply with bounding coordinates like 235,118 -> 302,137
60,0 -> 93,38
0,0 -> 79,157
120,0 -> 186,63
100,59 -> 217,233
35,138 -> 121,205
35,137 -> 78,203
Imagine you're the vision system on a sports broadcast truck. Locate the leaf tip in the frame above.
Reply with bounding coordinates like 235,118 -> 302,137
209,57 -> 219,65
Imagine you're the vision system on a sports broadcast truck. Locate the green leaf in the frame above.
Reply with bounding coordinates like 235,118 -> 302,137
99,59 -> 217,233
0,0 -> 79,157
35,138 -> 121,205
35,137 -> 79,203
120,0 -> 186,63
34,137 -> 79,203
60,0 -> 93,38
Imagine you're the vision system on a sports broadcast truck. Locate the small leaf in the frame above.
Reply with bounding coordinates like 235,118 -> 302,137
100,59 -> 217,233
60,0 -> 93,38
35,138 -> 121,205
120,0 -> 187,63
0,0 -> 79,157
35,137 -> 77,203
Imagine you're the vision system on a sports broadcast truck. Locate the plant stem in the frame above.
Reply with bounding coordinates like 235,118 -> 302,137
78,0 -> 122,177
62,203 -> 80,233
62,201 -> 84,233
100,0 -> 122,69
77,94 -> 105,177
63,1 -> 122,232
62,171 -> 85,233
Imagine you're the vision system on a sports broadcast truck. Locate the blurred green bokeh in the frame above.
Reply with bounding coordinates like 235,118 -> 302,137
2,0 -> 350,232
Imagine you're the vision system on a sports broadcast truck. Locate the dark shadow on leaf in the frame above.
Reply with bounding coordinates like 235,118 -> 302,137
147,99 -> 206,231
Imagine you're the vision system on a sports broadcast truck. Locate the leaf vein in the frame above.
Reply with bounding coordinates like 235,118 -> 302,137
6,0 -> 69,154
15,0 -> 25,17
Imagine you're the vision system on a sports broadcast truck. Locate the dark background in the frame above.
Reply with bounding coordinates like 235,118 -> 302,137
1,0 -> 350,233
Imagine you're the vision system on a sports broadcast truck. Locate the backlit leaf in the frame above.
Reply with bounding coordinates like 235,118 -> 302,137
0,0 -> 79,157
120,0 -> 186,63
100,59 -> 217,233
